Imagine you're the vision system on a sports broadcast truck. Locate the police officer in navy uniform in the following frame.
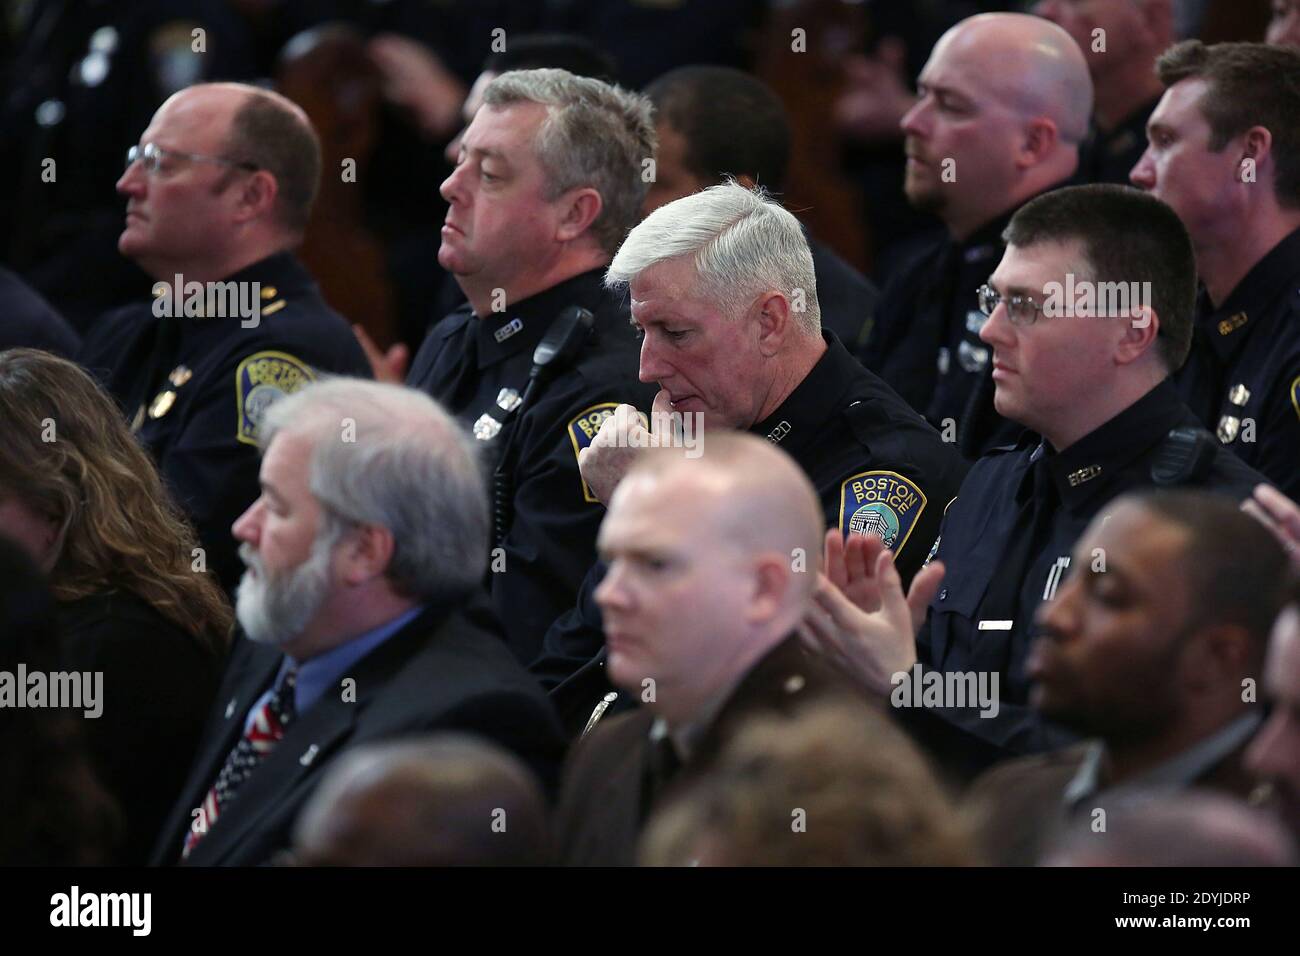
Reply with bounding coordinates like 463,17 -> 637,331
405,69 -> 658,664
534,182 -> 968,736
1131,40 -> 1300,499
911,185 -> 1266,780
858,13 -> 1092,459
78,83 -> 370,595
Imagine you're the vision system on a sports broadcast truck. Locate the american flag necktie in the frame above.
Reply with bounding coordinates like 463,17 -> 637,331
182,667 -> 297,859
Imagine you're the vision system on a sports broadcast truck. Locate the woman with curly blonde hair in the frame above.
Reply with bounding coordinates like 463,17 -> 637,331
0,348 -> 232,864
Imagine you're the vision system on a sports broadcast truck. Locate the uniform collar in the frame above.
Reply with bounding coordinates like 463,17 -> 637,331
1039,378 -> 1187,513
1198,225 -> 1300,363
472,267 -> 608,370
751,331 -> 857,456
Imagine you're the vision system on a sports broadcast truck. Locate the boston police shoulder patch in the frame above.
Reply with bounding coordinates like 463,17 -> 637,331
235,351 -> 316,446
1291,374 -> 1300,422
567,403 -> 647,503
839,470 -> 927,555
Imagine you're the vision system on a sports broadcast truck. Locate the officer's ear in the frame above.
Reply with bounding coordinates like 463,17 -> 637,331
752,290 -> 793,357
1016,117 -> 1058,171
233,169 -> 279,224
1114,303 -> 1160,367
555,186 -> 604,243
1238,126 -> 1272,185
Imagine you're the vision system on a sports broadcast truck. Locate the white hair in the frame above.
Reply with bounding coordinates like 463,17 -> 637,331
260,378 -> 487,604
605,181 -> 821,334
484,68 -> 656,256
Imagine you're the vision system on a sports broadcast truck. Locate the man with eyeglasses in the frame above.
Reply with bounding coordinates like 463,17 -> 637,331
836,184 -> 1267,780
78,82 -> 370,595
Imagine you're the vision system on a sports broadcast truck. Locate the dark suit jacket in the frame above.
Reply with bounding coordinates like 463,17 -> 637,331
151,603 -> 565,866
966,733 -> 1261,866
554,635 -> 855,866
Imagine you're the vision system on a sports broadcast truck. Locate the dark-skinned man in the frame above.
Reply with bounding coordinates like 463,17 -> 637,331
965,491 -> 1290,865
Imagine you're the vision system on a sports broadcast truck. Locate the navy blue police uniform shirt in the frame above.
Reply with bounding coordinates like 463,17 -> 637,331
533,330 -> 971,735
406,267 -> 657,665
0,266 -> 80,357
77,251 -> 372,594
914,378 -> 1266,779
1174,226 -> 1300,500
858,210 -> 1024,460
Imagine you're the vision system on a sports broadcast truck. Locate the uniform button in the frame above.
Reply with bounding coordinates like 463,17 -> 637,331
938,588 -> 948,601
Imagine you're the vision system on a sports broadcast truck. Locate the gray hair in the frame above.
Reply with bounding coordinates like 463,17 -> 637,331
483,68 -> 656,256
260,379 -> 487,604
605,181 -> 821,335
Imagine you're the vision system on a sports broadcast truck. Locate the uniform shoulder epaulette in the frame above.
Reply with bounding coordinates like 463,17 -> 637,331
1150,425 -> 1217,486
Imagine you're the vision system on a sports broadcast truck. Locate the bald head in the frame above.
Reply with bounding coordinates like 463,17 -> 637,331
596,434 -> 824,725
291,736 -> 550,866
618,433 -> 824,602
903,13 -> 1092,239
937,13 -> 1093,142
